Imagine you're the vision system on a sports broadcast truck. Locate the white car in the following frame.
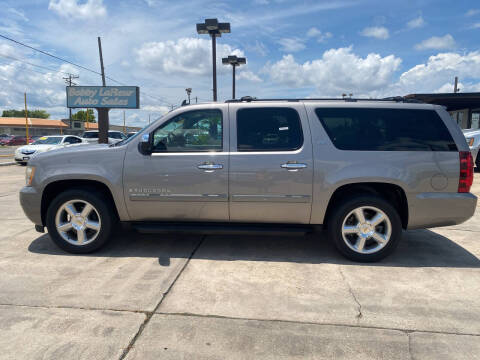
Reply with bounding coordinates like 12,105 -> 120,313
463,128 -> 480,168
82,130 -> 127,144
15,135 -> 84,165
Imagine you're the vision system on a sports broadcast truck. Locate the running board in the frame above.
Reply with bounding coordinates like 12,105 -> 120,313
131,222 -> 313,236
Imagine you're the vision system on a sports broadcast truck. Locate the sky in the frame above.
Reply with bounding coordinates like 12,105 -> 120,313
0,0 -> 480,127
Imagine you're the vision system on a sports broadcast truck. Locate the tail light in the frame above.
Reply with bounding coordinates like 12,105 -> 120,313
458,151 -> 474,193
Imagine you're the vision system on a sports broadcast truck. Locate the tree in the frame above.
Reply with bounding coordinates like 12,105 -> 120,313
2,109 -> 50,118
72,109 -> 96,123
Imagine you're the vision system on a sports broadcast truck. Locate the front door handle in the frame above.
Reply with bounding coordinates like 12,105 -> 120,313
281,162 -> 307,171
197,163 -> 223,172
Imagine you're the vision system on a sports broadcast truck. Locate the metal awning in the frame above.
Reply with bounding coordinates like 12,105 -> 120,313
405,92 -> 480,111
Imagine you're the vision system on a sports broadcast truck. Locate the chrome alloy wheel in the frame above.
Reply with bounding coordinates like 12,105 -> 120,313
55,199 -> 101,246
341,206 -> 392,254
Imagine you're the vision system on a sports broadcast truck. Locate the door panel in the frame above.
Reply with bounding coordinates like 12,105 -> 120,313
228,104 -> 313,224
123,106 -> 229,221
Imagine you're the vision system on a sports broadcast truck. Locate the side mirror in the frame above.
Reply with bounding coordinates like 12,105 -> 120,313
138,133 -> 152,155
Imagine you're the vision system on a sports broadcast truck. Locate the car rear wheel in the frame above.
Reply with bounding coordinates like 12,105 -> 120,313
327,194 -> 402,262
46,189 -> 115,253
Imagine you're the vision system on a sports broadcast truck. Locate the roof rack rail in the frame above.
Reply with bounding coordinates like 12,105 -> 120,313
225,96 -> 425,104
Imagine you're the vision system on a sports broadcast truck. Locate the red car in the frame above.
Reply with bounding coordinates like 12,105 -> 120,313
0,135 -> 33,146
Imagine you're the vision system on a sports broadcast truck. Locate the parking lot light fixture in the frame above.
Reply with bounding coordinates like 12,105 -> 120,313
222,55 -> 246,100
196,18 -> 231,101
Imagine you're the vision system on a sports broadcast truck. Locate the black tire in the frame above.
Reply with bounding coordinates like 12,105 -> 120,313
327,194 -> 402,262
46,188 -> 115,254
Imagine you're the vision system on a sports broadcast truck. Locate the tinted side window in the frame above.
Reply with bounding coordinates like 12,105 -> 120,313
109,132 -> 123,139
315,108 -> 457,151
65,137 -> 81,144
237,107 -> 303,151
152,109 -> 222,152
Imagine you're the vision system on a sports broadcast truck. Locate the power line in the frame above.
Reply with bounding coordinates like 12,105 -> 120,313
0,33 -> 103,77
0,33 -> 176,106
0,53 -> 78,76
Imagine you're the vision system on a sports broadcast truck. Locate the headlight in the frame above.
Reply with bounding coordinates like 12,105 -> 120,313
466,137 -> 474,147
25,166 -> 36,186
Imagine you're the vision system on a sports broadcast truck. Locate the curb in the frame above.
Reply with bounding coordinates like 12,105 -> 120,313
0,162 -> 16,167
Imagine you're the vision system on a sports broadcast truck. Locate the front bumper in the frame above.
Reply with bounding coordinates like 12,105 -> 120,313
19,186 -> 43,226
470,145 -> 479,165
408,192 -> 478,229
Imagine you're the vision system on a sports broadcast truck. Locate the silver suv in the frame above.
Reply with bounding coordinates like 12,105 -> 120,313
20,99 -> 477,262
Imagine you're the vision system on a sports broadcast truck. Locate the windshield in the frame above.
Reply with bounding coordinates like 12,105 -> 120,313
32,137 -> 63,145
83,132 -> 99,138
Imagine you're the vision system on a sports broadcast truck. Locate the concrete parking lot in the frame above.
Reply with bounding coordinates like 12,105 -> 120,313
0,146 -> 18,165
0,164 -> 479,359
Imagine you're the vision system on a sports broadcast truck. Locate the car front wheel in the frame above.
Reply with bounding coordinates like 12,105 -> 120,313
46,189 -> 115,253
327,194 -> 402,262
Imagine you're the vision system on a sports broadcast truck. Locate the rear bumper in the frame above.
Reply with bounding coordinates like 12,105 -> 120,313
19,186 -> 43,226
408,192 -> 477,229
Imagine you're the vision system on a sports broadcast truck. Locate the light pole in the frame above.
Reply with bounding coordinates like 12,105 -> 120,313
196,18 -> 231,101
186,88 -> 192,104
222,55 -> 246,99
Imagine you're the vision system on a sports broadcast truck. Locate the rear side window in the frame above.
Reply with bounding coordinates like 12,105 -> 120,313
237,107 -> 303,151
315,108 -> 457,151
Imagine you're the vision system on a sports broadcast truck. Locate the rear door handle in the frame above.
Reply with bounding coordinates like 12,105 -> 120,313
197,163 -> 223,171
281,163 -> 307,171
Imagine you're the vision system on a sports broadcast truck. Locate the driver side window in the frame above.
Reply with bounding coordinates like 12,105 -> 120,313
152,109 -> 223,152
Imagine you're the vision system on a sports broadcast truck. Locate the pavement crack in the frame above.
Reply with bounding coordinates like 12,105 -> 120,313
407,332 -> 415,360
118,235 -> 206,360
156,311 -> 480,337
338,265 -> 363,321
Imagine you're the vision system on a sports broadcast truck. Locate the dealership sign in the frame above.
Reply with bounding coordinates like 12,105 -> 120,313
66,86 -> 140,109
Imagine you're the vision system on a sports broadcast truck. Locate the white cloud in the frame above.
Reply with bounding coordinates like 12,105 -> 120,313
264,47 -> 401,95
465,9 -> 480,17
246,40 -> 268,57
395,51 -> 480,94
135,37 -> 260,82
277,37 -> 305,52
415,34 -> 455,50
264,46 -> 480,97
237,70 -> 262,82
360,26 -> 389,40
407,16 -> 425,29
48,0 -> 107,19
472,23 -> 480,29
306,27 -> 332,42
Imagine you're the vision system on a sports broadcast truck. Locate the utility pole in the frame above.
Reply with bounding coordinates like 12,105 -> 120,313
97,36 -> 109,144
149,114 -> 151,124
195,96 -> 198,104
85,108 -> 89,130
454,76 -> 459,93
123,110 -> 126,134
186,88 -> 192,104
63,73 -> 79,120
197,19 -> 231,101
24,93 -> 29,144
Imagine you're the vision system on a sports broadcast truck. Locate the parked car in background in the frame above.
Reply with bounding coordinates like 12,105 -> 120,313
82,130 -> 127,144
0,135 -> 32,146
463,128 -> 480,168
0,135 -> 14,145
14,135 -> 84,165
20,99 -> 476,262
126,131 -> 138,138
